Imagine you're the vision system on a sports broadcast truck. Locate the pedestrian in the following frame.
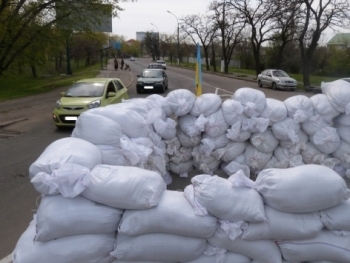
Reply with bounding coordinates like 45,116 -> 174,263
114,57 -> 118,70
124,63 -> 130,71
121,58 -> 124,70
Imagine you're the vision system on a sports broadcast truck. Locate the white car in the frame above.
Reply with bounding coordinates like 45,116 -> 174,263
130,57 -> 135,61
257,69 -> 297,91
156,60 -> 167,70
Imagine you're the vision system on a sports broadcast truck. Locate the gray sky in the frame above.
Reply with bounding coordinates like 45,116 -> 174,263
112,0 -> 350,43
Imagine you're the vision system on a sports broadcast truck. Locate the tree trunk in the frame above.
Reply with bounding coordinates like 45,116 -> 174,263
18,61 -> 23,74
211,42 -> 217,72
31,65 -> 37,78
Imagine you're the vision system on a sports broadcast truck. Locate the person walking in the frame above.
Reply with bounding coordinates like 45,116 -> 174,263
120,58 -> 124,70
114,57 -> 118,70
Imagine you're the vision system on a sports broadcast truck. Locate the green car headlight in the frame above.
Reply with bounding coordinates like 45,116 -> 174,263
55,100 -> 62,109
88,99 -> 101,109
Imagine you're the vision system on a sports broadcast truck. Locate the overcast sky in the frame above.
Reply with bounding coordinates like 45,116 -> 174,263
111,0 -> 350,43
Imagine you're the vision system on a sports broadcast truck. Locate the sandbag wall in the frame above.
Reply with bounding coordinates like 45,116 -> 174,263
12,79 -> 350,263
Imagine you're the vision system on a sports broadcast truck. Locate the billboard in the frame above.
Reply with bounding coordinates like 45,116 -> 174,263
55,2 -> 112,32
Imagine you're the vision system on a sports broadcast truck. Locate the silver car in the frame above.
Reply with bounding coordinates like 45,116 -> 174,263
257,69 -> 297,91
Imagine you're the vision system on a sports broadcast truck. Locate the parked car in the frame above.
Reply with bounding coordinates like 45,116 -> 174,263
156,60 -> 167,70
148,63 -> 164,69
52,78 -> 129,128
136,69 -> 168,93
130,57 -> 135,61
257,69 -> 298,91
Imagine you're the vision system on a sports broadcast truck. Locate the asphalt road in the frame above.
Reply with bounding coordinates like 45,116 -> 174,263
0,58 -> 311,260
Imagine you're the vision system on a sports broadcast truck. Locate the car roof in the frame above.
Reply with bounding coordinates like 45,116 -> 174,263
143,68 -> 163,71
76,78 -> 121,83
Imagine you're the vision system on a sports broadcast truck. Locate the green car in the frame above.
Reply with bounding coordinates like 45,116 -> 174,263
52,78 -> 129,128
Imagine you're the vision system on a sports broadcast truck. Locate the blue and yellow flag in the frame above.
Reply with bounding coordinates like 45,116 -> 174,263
195,43 -> 202,96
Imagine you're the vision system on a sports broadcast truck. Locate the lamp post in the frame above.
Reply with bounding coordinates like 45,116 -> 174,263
167,10 -> 180,65
150,23 -> 160,59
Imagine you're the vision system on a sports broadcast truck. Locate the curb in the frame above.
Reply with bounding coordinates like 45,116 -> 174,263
0,118 -> 27,128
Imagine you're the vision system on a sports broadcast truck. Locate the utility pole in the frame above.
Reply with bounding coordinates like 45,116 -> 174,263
167,11 -> 180,65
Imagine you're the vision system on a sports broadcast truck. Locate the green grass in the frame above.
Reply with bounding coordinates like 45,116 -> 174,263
0,63 -> 100,101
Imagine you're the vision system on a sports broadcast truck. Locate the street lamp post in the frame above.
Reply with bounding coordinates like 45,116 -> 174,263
150,23 -> 160,59
167,10 -> 180,65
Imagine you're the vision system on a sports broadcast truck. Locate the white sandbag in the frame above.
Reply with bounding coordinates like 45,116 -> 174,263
208,226 -> 282,263
244,143 -> 272,170
241,204 -> 323,241
212,141 -> 247,163
221,160 -> 250,178
334,114 -> 350,143
301,114 -> 330,136
12,216 -> 115,263
255,164 -> 350,213
310,126 -> 341,154
72,112 -> 123,146
176,127 -> 201,147
263,156 -> 280,169
35,195 -> 123,242
233,88 -> 266,117
89,106 -> 151,138
332,140 -> 350,164
202,133 -> 231,152
227,125 -> 251,142
111,233 -> 206,262
279,129 -> 308,155
119,190 -> 218,238
146,94 -> 174,117
169,146 -> 192,164
190,93 -> 222,116
272,117 -> 301,143
221,99 -> 244,125
120,98 -> 165,121
153,117 -> 177,140
284,95 -> 315,124
277,230 -> 350,263
323,79 -> 350,114
242,116 -> 269,133
301,142 -> 327,164
81,164 -> 166,209
166,89 -> 197,117
310,94 -> 340,123
165,137 -> 181,155
184,172 -> 266,222
192,146 -> 221,174
250,129 -> 279,153
204,109 -> 230,137
260,98 -> 288,124
320,199 -> 350,231
96,145 -> 138,166
273,146 -> 303,168
178,114 -> 206,137
334,112 -> 350,126
29,137 -> 102,196
184,247 -> 251,263
168,160 -> 194,177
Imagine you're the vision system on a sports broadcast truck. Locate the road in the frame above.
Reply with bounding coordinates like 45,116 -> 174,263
0,58 -> 311,260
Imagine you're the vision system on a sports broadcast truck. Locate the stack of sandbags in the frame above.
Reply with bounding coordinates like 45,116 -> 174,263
113,190 -> 216,262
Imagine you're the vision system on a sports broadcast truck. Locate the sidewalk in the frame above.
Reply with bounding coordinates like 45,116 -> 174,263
96,59 -> 135,88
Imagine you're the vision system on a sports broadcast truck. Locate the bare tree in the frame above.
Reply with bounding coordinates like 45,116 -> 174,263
296,0 -> 350,88
226,0 -> 281,76
181,14 -> 218,70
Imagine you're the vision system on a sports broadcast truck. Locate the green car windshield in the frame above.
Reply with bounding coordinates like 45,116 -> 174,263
65,82 -> 105,97
142,70 -> 163,78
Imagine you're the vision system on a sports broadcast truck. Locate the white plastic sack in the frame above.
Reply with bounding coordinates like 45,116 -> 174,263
204,109 -> 230,137
301,114 -> 330,136
255,164 -> 350,213
166,89 -> 197,117
202,133 -> 231,152
184,173 -> 266,222
284,95 -> 315,124
323,79 -> 350,114
244,144 -> 272,170
277,230 -> 350,263
310,94 -> 340,123
301,142 -> 327,164
279,129 -> 308,154
190,93 -> 222,116
250,129 -> 279,153
227,124 -> 251,142
35,195 -> 123,242
119,190 -> 218,238
242,116 -> 269,133
332,140 -> 350,164
96,145 -> 138,166
212,141 -> 247,163
320,199 -> 350,231
192,146 -> 221,174
184,249 -> 251,263
221,99 -> 244,125
273,146 -> 303,168
272,117 -> 301,143
72,112 -> 123,146
169,146 -> 192,164
12,216 -> 115,263
81,164 -> 166,209
260,98 -> 288,125
29,137 -> 102,195
208,226 -> 282,263
176,127 -> 201,147
168,160 -> 194,177
221,159 -> 250,178
111,232 -> 206,262
241,204 -> 323,241
310,126 -> 341,154
153,117 -> 177,140
233,88 -> 266,117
